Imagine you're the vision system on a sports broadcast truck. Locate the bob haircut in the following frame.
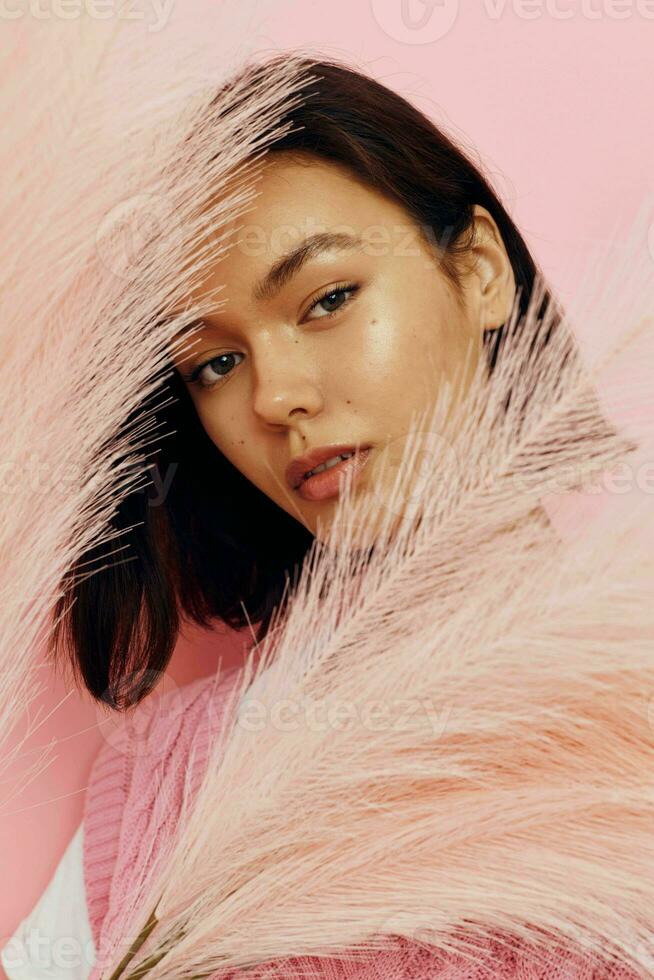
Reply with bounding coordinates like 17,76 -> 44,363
53,55 -> 592,709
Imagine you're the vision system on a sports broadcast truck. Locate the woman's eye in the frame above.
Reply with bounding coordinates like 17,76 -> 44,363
186,352 -> 244,390
183,283 -> 360,389
305,283 -> 360,321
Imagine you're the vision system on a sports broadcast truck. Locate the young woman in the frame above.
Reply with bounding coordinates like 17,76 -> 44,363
1,56 -> 644,980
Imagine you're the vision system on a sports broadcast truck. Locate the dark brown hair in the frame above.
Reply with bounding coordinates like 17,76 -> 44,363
53,55 -> 572,709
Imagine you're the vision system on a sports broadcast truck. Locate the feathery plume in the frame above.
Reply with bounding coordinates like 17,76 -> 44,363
94,193 -> 654,977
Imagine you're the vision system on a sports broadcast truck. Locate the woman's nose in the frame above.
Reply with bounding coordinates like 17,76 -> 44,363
251,344 -> 324,427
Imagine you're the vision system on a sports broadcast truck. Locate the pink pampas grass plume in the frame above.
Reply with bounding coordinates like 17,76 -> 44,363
0,6 -> 313,794
95,193 -> 654,978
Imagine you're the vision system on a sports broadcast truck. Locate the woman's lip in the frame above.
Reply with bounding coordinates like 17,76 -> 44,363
286,443 -> 371,491
296,448 -> 372,502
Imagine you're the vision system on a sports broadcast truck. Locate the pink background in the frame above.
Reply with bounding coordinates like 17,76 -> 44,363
2,0 -> 653,948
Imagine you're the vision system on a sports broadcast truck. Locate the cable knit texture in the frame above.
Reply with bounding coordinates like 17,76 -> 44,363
82,668 -> 643,980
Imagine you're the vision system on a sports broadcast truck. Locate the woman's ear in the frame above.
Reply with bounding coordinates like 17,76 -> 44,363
461,204 -> 517,332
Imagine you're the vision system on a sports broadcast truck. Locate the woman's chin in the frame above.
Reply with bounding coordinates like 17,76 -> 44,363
313,502 -> 410,553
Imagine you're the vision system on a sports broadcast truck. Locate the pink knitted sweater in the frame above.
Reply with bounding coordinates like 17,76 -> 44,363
82,666 -> 643,980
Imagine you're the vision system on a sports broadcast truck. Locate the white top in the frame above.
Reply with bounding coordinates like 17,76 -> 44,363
1,821 -> 95,979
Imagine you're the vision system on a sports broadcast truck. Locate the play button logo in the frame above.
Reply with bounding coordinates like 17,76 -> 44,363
370,0 -> 460,43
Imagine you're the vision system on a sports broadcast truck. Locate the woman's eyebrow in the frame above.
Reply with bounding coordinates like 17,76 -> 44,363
252,231 -> 364,303
164,231 -> 364,346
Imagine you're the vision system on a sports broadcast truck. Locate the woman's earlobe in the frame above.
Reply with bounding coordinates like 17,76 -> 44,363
485,286 -> 517,330
479,295 -> 510,331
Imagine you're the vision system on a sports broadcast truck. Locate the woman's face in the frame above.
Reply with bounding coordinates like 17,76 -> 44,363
171,151 -> 515,542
